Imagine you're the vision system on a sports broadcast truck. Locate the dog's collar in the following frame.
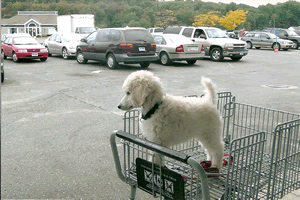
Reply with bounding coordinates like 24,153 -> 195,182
141,101 -> 163,120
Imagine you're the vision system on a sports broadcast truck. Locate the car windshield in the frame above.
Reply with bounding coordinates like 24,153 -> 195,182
206,29 -> 228,38
167,35 -> 192,43
79,27 -> 96,34
63,36 -> 82,42
14,37 -> 39,45
124,29 -> 153,41
286,30 -> 298,36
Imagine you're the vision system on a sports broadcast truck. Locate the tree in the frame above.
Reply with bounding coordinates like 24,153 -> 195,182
219,9 -> 248,30
192,11 -> 220,26
155,10 -> 177,28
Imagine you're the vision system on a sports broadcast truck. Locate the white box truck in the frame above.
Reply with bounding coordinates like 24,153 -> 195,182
57,14 -> 95,37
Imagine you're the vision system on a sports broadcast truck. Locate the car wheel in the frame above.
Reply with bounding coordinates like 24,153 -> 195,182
76,51 -> 88,64
210,47 -> 223,62
12,52 -> 19,63
160,52 -> 172,65
255,47 -> 261,49
46,46 -> 52,57
106,53 -> 118,69
230,56 -> 243,61
40,57 -> 47,62
186,60 -> 197,65
1,50 -> 7,59
62,48 -> 69,59
140,62 -> 150,68
272,43 -> 281,50
1,70 -> 4,83
246,41 -> 252,49
292,41 -> 299,49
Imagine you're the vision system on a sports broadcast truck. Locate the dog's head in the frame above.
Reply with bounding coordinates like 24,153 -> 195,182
118,70 -> 163,111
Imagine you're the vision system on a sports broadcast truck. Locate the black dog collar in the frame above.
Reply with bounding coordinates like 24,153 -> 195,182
141,101 -> 163,120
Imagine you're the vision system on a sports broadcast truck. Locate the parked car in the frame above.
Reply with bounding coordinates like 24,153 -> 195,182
1,36 -> 48,62
152,33 -> 205,65
147,27 -> 164,34
1,33 -> 31,43
242,32 -> 295,51
263,28 -> 300,49
1,54 -> 4,83
44,33 -> 83,59
76,27 -> 158,69
163,26 -> 248,61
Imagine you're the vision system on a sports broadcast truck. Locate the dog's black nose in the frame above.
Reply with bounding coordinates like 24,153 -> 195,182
118,105 -> 121,109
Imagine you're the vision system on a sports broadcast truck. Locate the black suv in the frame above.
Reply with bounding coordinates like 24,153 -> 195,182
76,27 -> 158,69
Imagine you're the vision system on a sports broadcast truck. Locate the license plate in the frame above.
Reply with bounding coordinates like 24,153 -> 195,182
139,47 -> 146,51
32,53 -> 38,56
189,46 -> 198,51
239,52 -> 244,55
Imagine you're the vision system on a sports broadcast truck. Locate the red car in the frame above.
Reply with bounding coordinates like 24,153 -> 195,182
1,36 -> 48,62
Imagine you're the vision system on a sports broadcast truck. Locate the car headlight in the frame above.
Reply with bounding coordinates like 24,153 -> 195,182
18,49 -> 27,53
40,48 -> 48,52
224,43 -> 234,50
69,45 -> 75,49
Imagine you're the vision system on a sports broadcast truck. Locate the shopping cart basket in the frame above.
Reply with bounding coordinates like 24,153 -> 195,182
110,92 -> 300,199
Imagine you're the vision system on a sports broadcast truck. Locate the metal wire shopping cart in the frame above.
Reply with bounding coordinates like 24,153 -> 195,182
110,92 -> 300,200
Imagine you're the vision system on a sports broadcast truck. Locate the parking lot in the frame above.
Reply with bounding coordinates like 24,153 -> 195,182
1,48 -> 300,199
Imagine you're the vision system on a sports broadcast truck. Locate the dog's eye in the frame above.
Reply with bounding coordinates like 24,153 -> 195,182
127,92 -> 130,95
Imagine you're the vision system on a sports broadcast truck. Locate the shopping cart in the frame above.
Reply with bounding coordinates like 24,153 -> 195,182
110,92 -> 300,200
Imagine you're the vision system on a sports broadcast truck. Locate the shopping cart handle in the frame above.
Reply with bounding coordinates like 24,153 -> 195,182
114,130 -> 190,164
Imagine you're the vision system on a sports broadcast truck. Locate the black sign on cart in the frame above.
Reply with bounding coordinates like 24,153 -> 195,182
136,158 -> 185,200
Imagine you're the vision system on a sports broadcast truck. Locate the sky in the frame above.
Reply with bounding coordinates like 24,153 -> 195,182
201,0 -> 300,8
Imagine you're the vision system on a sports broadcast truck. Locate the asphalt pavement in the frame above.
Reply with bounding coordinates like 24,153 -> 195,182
1,43 -> 300,199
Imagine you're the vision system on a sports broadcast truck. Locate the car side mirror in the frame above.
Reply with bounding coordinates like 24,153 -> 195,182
81,38 -> 87,43
267,37 -> 271,39
200,34 -> 206,39
284,33 -> 288,37
56,40 -> 61,43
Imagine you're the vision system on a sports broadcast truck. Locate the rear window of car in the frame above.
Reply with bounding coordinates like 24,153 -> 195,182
154,28 -> 164,33
167,35 -> 192,43
163,27 -> 182,34
124,30 -> 153,41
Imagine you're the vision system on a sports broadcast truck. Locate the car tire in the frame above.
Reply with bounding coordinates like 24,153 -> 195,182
272,43 -> 281,50
140,62 -> 150,69
1,70 -> 4,83
62,48 -> 69,59
40,57 -> 47,62
230,56 -> 243,61
292,40 -> 299,49
246,41 -> 252,49
46,46 -> 52,57
12,52 -> 19,63
160,52 -> 172,65
106,53 -> 118,69
186,60 -> 197,65
255,47 -> 261,49
76,50 -> 88,64
210,47 -> 223,62
1,50 -> 7,59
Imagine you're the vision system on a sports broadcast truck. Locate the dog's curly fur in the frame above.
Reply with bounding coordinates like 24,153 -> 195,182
118,70 -> 224,169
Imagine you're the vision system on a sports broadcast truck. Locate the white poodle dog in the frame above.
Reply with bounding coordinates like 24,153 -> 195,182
118,70 -> 224,169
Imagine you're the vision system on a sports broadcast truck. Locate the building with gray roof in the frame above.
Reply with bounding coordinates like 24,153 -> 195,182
1,11 -> 58,37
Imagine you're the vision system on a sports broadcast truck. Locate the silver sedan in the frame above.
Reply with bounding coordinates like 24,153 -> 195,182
44,33 -> 83,59
153,34 -> 205,65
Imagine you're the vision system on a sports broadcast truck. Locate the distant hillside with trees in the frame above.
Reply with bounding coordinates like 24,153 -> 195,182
1,0 -> 300,31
